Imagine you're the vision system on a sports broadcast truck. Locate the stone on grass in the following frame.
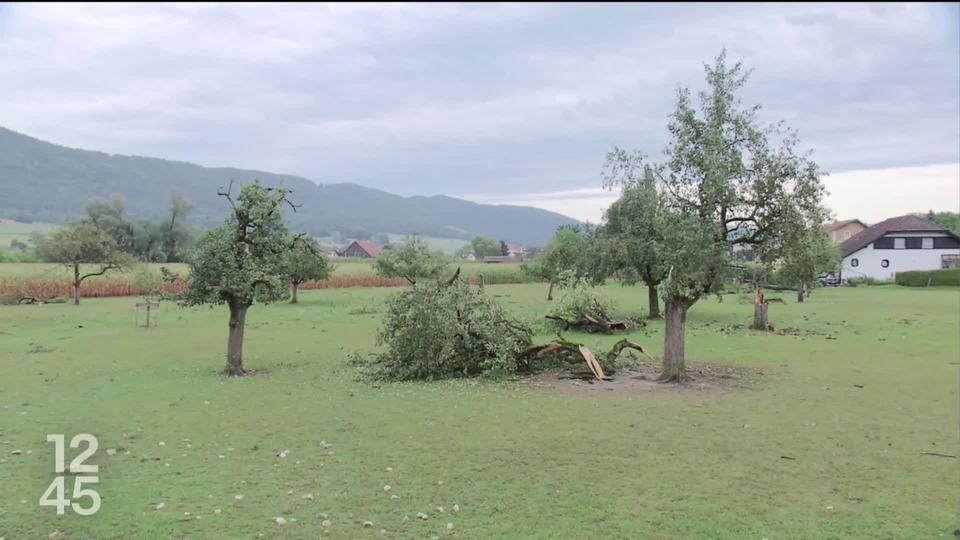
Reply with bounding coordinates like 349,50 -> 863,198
447,522 -> 454,530
105,448 -> 117,456
234,495 -> 243,501
436,506 -> 444,513
383,485 -> 391,492
452,504 -> 460,513
322,519 -> 332,527
302,493 -> 314,500
154,502 -> 166,510
10,450 -> 22,455
362,521 -> 373,528
273,516 -> 287,526
417,512 -> 428,520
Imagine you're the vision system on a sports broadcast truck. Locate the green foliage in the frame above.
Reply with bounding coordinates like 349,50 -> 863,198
34,221 -> 129,269
130,264 -> 164,293
546,271 -> 617,329
920,210 -> 960,235
81,190 -> 195,262
895,269 -> 960,287
470,235 -> 502,259
595,158 -> 668,288
181,181 -> 294,308
373,234 -> 447,284
281,235 -> 332,286
356,280 -> 533,380
522,226 -> 591,282
609,52 -> 828,305
774,226 -> 839,288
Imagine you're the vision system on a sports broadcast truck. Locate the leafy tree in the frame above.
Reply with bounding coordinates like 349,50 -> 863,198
500,240 -> 509,256
775,224 -> 839,302
163,189 -> 194,262
181,181 -> 297,376
921,210 -> 960,235
605,52 -> 828,381
522,226 -> 591,300
470,235 -> 502,259
85,195 -> 135,253
34,222 -> 131,305
595,157 -> 668,318
281,235 -> 332,303
373,234 -> 448,284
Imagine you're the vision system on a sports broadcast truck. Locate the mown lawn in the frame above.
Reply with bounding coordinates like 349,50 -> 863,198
0,283 -> 957,539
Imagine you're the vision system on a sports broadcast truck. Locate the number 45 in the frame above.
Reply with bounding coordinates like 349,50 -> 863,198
39,476 -> 101,515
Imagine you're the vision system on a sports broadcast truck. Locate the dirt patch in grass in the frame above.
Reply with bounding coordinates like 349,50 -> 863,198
528,361 -> 763,396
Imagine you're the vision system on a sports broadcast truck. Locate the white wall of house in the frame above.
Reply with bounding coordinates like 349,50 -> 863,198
842,235 -> 959,280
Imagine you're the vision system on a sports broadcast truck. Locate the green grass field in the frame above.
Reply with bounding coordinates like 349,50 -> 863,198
0,221 -> 58,253
1,283 -> 957,538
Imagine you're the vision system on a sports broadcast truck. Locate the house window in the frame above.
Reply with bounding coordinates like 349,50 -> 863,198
934,237 -> 960,249
881,259 -> 889,268
922,237 -> 934,249
905,237 -> 922,249
894,238 -> 905,249
874,237 -> 894,249
851,258 -> 859,267
943,254 -> 960,269
844,230 -> 851,240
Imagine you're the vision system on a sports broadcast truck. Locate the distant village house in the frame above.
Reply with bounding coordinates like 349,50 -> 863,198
823,219 -> 867,244
839,215 -> 960,280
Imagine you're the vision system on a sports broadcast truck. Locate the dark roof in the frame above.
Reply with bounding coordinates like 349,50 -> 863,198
839,215 -> 954,257
823,219 -> 866,232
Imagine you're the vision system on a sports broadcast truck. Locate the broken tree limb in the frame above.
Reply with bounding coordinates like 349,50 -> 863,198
524,338 -> 655,381
920,451 -> 956,458
545,314 -> 628,334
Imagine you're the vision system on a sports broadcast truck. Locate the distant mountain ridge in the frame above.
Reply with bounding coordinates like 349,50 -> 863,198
0,127 -> 578,245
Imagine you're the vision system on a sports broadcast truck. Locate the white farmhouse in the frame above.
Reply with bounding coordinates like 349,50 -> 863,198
839,215 -> 960,281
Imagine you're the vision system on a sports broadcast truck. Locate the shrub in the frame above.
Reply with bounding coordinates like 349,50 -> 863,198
131,265 -> 164,294
546,271 -> 617,329
895,269 -> 960,287
355,279 -> 534,380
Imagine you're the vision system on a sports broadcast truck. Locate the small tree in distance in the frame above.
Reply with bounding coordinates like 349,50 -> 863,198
281,235 -> 332,303
374,234 -> 448,285
182,180 -> 298,376
470,235 -> 501,259
35,222 -> 131,305
522,226 -> 590,300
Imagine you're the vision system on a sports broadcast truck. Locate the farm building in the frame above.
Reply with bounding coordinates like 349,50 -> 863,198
340,240 -> 381,258
823,219 -> 867,244
483,255 -> 523,263
839,215 -> 960,280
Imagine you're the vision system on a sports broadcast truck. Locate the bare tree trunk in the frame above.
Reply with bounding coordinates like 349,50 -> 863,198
290,283 -> 299,304
647,285 -> 660,319
751,289 -> 769,330
796,283 -> 804,303
661,297 -> 691,382
546,280 -> 554,301
72,264 -> 80,305
226,301 -> 248,376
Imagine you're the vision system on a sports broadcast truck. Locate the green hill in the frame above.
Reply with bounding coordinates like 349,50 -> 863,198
0,127 -> 578,245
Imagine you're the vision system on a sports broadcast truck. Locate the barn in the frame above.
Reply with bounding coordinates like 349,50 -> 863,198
340,240 -> 381,258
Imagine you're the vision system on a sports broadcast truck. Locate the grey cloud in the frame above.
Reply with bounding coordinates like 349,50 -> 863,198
0,2 -> 956,199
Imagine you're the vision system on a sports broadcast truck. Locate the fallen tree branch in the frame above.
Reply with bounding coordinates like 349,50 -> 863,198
524,338 -> 655,381
920,451 -> 956,458
545,314 -> 628,333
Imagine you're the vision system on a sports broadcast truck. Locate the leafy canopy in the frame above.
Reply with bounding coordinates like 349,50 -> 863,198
281,235 -> 332,286
607,51 -> 828,303
182,181 -> 295,308
374,234 -> 448,284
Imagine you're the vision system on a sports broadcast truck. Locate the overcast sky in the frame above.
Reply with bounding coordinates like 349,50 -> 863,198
1,3 -> 957,223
